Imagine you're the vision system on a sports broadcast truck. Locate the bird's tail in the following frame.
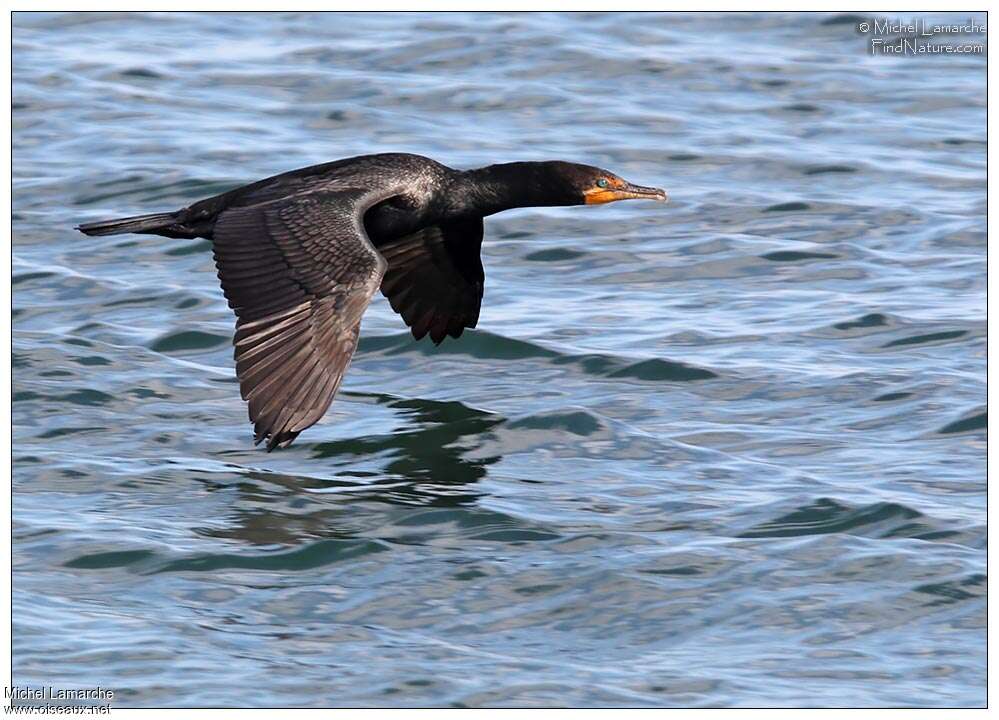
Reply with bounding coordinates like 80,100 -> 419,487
76,211 -> 179,237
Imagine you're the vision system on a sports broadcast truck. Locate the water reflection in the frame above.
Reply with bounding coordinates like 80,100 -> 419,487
192,393 -> 505,546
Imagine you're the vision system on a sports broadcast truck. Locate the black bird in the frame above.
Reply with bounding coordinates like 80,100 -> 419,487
78,153 -> 667,450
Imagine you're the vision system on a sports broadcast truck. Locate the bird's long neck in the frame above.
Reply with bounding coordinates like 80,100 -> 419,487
450,162 -> 576,218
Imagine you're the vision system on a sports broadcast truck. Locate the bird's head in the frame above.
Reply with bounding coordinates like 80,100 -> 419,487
459,160 -> 668,216
543,161 -> 669,206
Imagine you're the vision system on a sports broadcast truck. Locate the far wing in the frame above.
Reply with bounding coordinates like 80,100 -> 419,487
379,217 -> 485,344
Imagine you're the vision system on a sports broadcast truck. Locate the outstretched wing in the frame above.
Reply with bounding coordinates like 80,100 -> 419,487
211,189 -> 394,450
379,217 -> 485,344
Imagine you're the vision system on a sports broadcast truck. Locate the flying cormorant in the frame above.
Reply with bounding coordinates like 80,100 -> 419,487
78,153 -> 667,450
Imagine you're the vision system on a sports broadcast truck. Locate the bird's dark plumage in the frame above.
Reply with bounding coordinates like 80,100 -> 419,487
379,217 -> 485,344
77,152 -> 666,449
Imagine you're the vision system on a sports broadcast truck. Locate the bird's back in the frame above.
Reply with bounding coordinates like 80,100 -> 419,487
190,152 -> 452,224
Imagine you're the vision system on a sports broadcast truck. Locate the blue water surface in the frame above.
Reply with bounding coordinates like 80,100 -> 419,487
12,11 -> 986,707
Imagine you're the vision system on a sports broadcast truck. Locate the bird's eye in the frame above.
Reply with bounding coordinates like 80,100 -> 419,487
596,178 -> 609,188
